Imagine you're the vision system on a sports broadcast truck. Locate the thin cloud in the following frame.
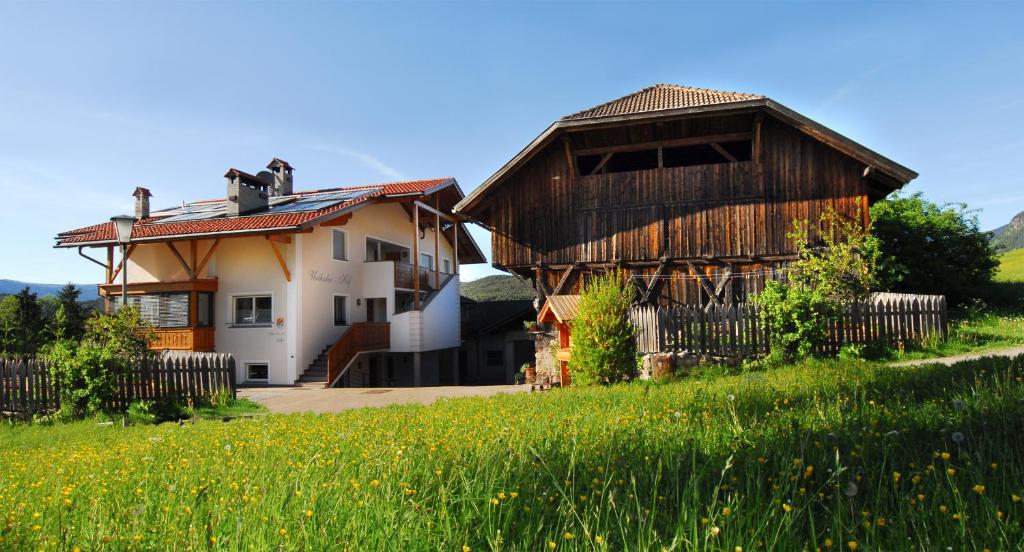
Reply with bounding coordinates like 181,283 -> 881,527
814,57 -> 912,113
304,143 -> 407,181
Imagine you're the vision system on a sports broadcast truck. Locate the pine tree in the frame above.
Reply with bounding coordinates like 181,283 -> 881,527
55,283 -> 86,340
13,287 -> 44,355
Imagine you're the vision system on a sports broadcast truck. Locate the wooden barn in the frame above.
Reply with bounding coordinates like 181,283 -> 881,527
453,84 -> 918,308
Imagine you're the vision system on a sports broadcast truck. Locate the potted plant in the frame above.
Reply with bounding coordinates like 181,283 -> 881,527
521,362 -> 536,384
523,320 -> 540,333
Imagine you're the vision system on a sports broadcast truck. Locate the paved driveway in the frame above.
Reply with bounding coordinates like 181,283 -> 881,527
239,384 -> 528,414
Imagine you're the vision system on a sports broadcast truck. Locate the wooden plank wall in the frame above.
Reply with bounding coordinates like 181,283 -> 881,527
485,111 -> 872,305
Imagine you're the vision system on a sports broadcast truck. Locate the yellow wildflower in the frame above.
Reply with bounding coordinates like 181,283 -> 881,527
972,484 -> 985,494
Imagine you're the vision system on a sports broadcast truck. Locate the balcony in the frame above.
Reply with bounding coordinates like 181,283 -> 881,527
394,262 -> 434,291
151,327 -> 216,352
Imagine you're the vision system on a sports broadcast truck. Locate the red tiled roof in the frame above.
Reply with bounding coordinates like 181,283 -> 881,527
56,178 -> 452,246
562,84 -> 763,121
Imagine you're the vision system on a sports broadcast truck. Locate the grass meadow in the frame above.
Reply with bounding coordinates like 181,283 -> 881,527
3,355 -> 1024,550
997,248 -> 1024,283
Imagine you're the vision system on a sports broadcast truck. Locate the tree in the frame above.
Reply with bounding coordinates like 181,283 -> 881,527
53,283 -> 87,340
870,192 -> 999,308
755,210 -> 879,363
3,287 -> 45,356
568,271 -> 637,385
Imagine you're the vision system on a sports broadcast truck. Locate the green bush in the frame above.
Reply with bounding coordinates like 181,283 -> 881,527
756,210 -> 878,363
568,270 -> 637,385
43,307 -> 155,419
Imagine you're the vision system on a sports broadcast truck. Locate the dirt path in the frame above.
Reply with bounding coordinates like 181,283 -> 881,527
239,384 -> 528,414
891,345 -> 1024,367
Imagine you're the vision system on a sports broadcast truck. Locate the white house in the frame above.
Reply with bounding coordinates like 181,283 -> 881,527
55,158 -> 486,387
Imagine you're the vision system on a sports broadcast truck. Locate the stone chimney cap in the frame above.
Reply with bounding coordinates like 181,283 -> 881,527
267,158 -> 293,170
224,168 -> 267,184
132,187 -> 152,198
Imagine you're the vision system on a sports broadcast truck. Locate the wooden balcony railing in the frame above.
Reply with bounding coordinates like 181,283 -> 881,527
394,262 -> 433,291
149,327 -> 215,352
326,322 -> 391,388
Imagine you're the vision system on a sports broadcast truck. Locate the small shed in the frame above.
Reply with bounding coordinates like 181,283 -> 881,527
537,295 -> 581,385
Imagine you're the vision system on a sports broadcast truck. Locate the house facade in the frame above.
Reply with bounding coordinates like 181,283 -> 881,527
56,159 -> 485,387
453,84 -> 918,377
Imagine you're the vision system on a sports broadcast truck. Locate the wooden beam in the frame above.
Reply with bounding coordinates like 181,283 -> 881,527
108,244 -> 136,283
106,246 -> 114,284
268,235 -> 293,244
189,241 -> 198,281
453,221 -> 459,275
575,132 -> 753,157
589,153 -> 613,175
266,238 -> 291,282
413,206 -> 420,311
98,278 -> 219,296
687,261 -> 718,304
562,136 -> 577,177
551,264 -> 577,296
321,213 -> 352,227
642,260 -> 668,304
534,265 -> 553,298
412,200 -> 457,223
195,239 -> 220,277
434,194 -> 440,286
710,142 -> 738,162
165,242 -> 193,279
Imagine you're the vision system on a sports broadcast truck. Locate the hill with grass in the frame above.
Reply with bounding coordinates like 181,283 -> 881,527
997,247 -> 1024,282
992,210 -> 1024,252
460,274 -> 534,302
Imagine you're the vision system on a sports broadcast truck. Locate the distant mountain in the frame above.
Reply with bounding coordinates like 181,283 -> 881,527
992,210 -> 1024,252
0,279 -> 98,300
460,275 -> 535,302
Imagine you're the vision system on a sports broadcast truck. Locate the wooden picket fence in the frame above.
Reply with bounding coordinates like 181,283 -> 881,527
631,292 -> 948,358
0,352 -> 235,417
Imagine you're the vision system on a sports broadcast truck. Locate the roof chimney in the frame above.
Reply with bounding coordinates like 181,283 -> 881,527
132,187 -> 152,219
267,158 -> 294,196
225,169 -> 269,217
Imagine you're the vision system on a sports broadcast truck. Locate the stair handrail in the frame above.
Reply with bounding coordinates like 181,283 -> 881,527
325,322 -> 391,388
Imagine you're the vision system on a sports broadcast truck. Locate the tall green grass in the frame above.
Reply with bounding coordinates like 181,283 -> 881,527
2,356 -> 1024,550
997,248 -> 1024,282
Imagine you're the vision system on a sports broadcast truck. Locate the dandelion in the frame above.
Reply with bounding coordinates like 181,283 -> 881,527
304,509 -> 313,518
892,472 -> 901,483
722,506 -> 732,516
941,452 -> 951,460
595,536 -> 604,545
952,432 -> 965,444
844,482 -> 859,497
952,399 -> 965,411
463,546 -> 471,552
563,532 -> 574,540
972,484 -> 985,494
847,541 -> 859,551
548,541 -> 557,549
782,503 -> 793,513
824,538 -> 833,548
709,526 -> 721,537
947,468 -> 957,477
1012,495 -> 1022,503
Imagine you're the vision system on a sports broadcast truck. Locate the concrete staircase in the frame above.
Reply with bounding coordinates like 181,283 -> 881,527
297,346 -> 330,385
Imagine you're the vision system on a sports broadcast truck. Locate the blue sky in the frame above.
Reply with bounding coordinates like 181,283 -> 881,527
1,2 -> 1022,285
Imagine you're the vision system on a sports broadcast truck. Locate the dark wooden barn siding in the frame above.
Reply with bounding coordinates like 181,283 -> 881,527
486,111 -> 872,304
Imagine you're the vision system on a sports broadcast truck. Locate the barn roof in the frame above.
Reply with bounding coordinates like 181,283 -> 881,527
454,83 -> 918,214
563,84 -> 764,121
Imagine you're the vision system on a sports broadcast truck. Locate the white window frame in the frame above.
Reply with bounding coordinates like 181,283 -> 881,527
230,292 -> 274,327
332,293 -> 349,326
419,252 -> 433,270
332,229 -> 349,262
245,361 -> 270,383
363,234 -> 411,263
442,258 -> 451,274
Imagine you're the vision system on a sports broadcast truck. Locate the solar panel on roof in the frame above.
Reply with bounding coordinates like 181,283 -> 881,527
264,188 -> 379,214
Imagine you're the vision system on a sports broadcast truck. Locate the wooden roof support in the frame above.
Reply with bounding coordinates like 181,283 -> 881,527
642,259 -> 668,304
108,244 -> 136,283
266,237 -> 291,282
190,241 -> 198,281
551,264 -> 577,296
562,136 -> 577,177
165,242 -> 193,279
710,142 -> 738,162
589,153 -> 613,175
575,132 -> 753,157
194,239 -> 221,277
412,206 -> 420,310
106,246 -> 114,284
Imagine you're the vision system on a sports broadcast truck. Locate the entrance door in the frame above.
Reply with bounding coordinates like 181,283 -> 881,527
366,298 -> 387,322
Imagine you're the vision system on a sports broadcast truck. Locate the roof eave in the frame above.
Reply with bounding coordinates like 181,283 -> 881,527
455,97 -> 918,214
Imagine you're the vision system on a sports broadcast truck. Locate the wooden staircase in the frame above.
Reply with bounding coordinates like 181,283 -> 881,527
325,322 -> 391,388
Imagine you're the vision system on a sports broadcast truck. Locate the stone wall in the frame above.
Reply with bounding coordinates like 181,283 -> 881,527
534,327 -> 561,383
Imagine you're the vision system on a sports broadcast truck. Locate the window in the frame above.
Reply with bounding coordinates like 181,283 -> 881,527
246,362 -> 269,382
333,295 -> 348,326
233,295 -> 272,326
485,350 -> 504,366
196,292 -> 214,328
419,253 -> 433,270
114,292 -> 189,328
332,230 -> 348,261
575,139 -> 752,175
443,258 -> 451,273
